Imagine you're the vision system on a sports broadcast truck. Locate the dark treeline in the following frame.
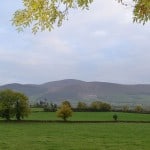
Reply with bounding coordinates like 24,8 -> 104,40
32,100 -> 150,113
33,100 -> 112,112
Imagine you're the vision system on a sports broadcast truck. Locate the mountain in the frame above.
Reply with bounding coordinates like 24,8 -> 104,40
0,79 -> 150,106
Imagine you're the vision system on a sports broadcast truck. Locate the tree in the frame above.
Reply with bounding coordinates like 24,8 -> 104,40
50,102 -> 57,111
122,105 -> 129,112
62,100 -> 72,108
118,0 -> 150,25
56,103 -> 72,121
43,102 -> 57,112
12,0 -> 93,34
135,105 -> 143,113
90,101 -> 111,111
77,101 -> 87,109
100,102 -> 111,111
12,0 -> 150,33
0,89 -> 16,120
90,101 -> 102,110
14,92 -> 30,120
0,89 -> 30,120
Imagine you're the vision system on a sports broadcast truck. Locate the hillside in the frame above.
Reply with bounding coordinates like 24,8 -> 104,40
0,79 -> 150,105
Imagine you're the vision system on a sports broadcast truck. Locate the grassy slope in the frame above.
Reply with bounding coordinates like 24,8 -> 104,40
0,123 -> 149,150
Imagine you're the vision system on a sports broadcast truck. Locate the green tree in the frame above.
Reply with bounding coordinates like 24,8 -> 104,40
0,89 -> 30,120
90,101 -> 102,110
12,0 -> 150,33
14,92 -> 30,120
101,102 -> 111,111
77,101 -> 87,109
113,114 -> 118,121
43,102 -> 57,112
56,103 -> 72,121
0,89 -> 16,120
50,102 -> 57,111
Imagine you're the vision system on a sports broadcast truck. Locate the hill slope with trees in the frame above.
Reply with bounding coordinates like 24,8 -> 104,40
0,79 -> 150,106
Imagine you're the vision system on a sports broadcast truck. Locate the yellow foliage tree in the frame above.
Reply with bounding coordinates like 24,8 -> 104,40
56,104 -> 72,121
135,105 -> 143,113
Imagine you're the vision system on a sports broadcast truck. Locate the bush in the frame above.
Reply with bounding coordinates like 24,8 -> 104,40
113,114 -> 118,121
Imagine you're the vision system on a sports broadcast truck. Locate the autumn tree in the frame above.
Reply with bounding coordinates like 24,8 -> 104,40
122,105 -> 129,112
12,0 -> 150,33
90,101 -> 111,111
62,100 -> 72,108
135,105 -> 143,113
56,103 -> 72,121
90,101 -> 102,110
0,89 -> 30,120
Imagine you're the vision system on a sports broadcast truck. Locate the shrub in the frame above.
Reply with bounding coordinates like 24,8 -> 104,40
113,114 -> 118,121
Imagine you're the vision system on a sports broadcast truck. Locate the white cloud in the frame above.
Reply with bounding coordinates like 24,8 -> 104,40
0,0 -> 150,85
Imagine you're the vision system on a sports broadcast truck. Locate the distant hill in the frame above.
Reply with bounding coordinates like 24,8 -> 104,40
0,79 -> 150,106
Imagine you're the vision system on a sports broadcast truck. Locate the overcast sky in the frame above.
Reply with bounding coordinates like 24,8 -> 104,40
0,0 -> 150,85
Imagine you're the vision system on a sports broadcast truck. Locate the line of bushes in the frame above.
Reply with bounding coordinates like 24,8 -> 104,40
32,100 -> 150,114
41,101 -> 112,112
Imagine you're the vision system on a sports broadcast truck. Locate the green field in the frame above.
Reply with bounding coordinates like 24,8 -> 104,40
31,107 -> 44,112
27,111 -> 150,121
0,123 -> 149,150
0,111 -> 150,150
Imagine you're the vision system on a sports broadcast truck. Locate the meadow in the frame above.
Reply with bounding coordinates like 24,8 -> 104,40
0,110 -> 150,150
0,123 -> 149,150
28,111 -> 150,121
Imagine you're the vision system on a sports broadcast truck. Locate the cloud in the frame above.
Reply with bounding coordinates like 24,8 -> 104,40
92,30 -> 108,37
0,0 -> 150,85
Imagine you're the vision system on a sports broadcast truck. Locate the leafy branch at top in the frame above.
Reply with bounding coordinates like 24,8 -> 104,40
12,0 -> 150,34
12,0 -> 93,34
117,0 -> 150,25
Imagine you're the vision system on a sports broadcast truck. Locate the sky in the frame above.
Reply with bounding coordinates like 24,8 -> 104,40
0,0 -> 150,85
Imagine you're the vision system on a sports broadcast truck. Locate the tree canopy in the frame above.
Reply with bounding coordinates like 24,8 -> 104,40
118,0 -> 150,24
0,89 -> 30,120
56,103 -> 72,121
12,0 -> 150,34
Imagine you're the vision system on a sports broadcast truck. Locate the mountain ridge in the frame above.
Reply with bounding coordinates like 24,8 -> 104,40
0,79 -> 150,105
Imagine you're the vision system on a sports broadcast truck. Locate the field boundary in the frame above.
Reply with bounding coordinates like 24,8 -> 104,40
0,120 -> 150,123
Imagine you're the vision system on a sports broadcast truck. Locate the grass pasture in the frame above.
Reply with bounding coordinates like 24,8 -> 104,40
28,111 -> 150,121
0,123 -> 149,150
0,111 -> 150,150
